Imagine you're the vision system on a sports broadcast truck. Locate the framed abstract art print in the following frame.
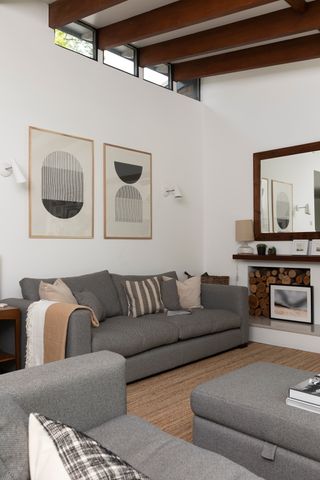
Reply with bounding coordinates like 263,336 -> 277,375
104,143 -> 152,239
29,127 -> 94,238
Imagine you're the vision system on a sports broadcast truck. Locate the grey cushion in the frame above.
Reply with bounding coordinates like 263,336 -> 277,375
191,362 -> 320,464
20,270 -> 121,318
73,290 -> 104,322
88,415 -> 262,480
160,278 -> 181,311
167,309 -> 241,340
0,394 -> 28,480
92,314 -> 179,357
111,271 -> 177,316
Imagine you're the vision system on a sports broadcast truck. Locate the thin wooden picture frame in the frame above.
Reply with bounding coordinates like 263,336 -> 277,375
29,126 -> 94,239
103,143 -> 152,239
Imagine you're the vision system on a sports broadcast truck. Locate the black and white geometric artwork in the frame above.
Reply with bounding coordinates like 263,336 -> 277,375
29,127 -> 94,238
104,144 -> 151,239
115,185 -> 142,223
42,151 -> 84,219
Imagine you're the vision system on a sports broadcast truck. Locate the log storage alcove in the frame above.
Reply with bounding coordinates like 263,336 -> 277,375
248,266 -> 311,317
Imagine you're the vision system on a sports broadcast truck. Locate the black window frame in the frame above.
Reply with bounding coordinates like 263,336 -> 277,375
54,20 -> 98,61
103,44 -> 139,77
176,78 -> 201,101
143,63 -> 173,90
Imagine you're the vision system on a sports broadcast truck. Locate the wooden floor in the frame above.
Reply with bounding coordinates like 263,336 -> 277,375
127,342 -> 320,442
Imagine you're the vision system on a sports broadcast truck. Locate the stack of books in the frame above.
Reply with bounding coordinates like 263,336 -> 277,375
286,374 -> 320,414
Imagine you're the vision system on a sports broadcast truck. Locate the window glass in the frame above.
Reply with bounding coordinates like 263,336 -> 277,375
176,79 -> 200,101
143,64 -> 171,89
103,45 -> 137,75
55,22 -> 96,59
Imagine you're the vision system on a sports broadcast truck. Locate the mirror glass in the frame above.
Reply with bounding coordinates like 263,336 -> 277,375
260,151 -> 320,233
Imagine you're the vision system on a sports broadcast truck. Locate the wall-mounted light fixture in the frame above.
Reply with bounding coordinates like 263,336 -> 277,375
163,185 -> 183,199
0,160 -> 26,184
295,203 -> 310,215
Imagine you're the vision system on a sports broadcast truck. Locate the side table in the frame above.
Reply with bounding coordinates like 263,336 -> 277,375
0,306 -> 21,370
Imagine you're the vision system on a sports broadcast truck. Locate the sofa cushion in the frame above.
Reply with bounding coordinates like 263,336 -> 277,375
111,271 -> 178,315
124,277 -> 164,318
29,413 -> 150,480
39,279 -> 77,304
73,290 -> 104,322
20,270 -> 121,319
91,314 -> 179,357
87,415 -> 262,480
0,394 -> 29,480
166,309 -> 241,340
160,277 -> 181,311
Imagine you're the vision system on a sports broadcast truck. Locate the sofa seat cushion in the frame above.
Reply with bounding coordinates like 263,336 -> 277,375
166,309 -> 241,340
91,314 -> 179,357
191,362 -> 320,464
87,415 -> 262,480
20,270 -> 121,319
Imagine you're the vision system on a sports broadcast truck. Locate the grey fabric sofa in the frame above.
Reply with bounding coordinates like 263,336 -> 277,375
0,351 -> 262,480
2,269 -> 249,382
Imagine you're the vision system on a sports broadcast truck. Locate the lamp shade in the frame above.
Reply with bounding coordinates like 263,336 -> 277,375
235,220 -> 254,242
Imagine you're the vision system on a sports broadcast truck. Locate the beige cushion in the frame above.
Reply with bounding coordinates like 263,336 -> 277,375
176,276 -> 202,309
39,279 -> 77,304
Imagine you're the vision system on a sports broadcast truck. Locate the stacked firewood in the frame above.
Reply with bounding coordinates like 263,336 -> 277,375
249,267 -> 310,317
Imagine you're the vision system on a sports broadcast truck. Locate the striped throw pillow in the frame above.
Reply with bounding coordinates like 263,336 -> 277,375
124,277 -> 164,318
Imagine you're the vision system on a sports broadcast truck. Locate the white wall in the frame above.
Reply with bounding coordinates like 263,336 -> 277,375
0,2 -> 204,298
202,59 -> 320,324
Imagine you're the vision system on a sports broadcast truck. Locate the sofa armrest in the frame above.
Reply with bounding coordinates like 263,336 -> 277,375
0,351 -> 126,431
201,284 -> 249,344
66,310 -> 92,358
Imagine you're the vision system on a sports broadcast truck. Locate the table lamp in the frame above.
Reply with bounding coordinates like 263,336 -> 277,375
235,219 -> 254,254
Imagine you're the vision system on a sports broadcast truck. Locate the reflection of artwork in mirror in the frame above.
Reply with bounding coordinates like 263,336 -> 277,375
272,180 -> 293,233
292,239 -> 309,255
260,178 -> 269,233
311,239 -> 320,255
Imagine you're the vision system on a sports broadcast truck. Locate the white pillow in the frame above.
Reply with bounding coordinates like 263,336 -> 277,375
29,413 -> 70,480
39,279 -> 77,304
176,276 -> 202,309
28,413 -> 150,480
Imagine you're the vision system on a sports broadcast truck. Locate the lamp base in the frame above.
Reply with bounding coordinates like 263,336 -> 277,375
237,243 -> 254,255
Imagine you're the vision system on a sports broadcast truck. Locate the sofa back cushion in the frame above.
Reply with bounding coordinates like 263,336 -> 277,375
111,271 -> 178,316
20,270 -> 121,319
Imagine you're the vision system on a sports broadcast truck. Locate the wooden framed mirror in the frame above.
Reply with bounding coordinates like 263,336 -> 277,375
254,141 -> 320,240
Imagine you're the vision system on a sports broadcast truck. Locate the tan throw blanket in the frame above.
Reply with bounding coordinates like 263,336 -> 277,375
44,303 -> 99,363
26,300 -> 99,368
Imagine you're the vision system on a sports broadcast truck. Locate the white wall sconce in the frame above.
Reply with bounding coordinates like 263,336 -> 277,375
295,203 -> 311,215
0,160 -> 26,184
163,185 -> 183,199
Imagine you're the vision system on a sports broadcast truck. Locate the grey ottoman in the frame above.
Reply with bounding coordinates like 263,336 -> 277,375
191,362 -> 320,480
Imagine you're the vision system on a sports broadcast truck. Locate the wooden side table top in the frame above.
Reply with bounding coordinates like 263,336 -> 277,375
0,306 -> 20,317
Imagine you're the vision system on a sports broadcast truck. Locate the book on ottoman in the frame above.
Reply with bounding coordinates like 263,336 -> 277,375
288,374 -> 320,405
286,397 -> 320,414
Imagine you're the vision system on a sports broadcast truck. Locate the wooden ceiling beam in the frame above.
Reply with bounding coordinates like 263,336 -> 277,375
285,0 -> 307,13
173,34 -> 320,80
97,0 -> 276,50
49,0 -> 127,29
140,1 -> 320,67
